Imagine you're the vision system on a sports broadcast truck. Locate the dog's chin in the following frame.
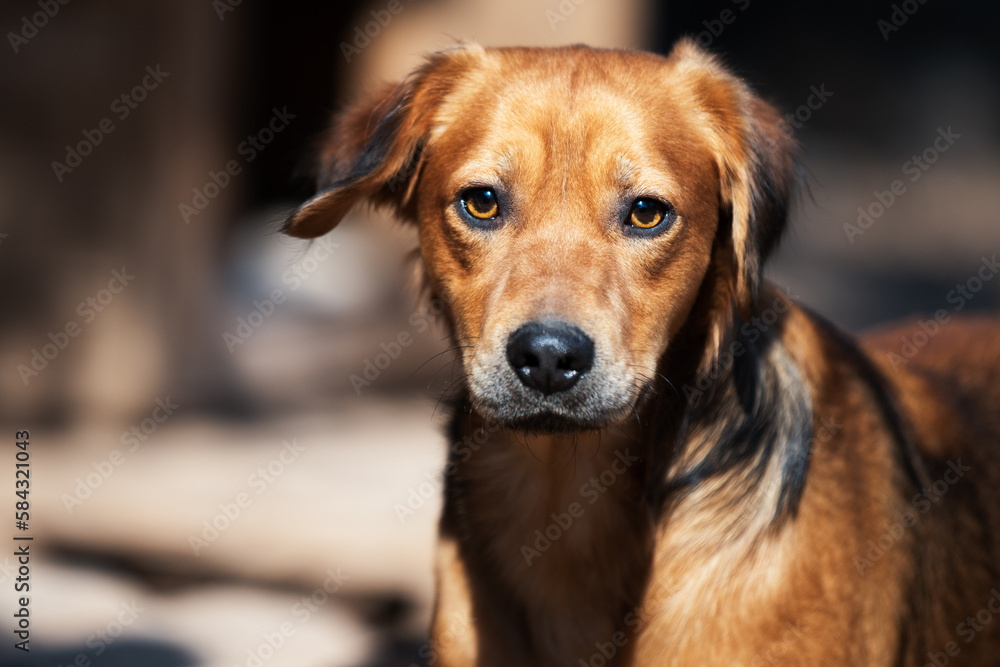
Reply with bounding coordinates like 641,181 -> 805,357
471,397 -> 634,435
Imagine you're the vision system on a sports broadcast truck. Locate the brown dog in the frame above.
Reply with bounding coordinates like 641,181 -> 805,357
284,41 -> 1000,666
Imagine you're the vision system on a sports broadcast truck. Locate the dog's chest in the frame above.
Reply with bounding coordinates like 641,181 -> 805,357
454,427 -> 651,660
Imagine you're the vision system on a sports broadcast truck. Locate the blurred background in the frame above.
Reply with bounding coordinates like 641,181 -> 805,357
1,1 -> 998,664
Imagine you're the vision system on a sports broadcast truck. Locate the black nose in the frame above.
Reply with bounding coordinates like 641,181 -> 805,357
506,322 -> 595,395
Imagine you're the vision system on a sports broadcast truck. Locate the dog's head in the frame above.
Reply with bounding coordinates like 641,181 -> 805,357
284,41 -> 796,432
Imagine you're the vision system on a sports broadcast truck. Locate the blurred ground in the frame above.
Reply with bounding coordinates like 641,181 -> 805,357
1,0 -> 998,665
1,397 -> 443,666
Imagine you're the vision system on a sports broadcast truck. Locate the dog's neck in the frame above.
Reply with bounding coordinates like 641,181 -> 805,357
442,416 -> 652,663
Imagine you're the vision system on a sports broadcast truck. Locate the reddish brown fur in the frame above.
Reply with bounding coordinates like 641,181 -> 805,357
285,42 -> 1000,665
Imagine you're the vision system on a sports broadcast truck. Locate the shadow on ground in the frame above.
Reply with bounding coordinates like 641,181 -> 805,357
21,640 -> 198,667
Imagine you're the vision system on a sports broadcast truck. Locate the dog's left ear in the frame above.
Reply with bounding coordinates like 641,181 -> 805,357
283,45 -> 484,239
668,40 -> 797,319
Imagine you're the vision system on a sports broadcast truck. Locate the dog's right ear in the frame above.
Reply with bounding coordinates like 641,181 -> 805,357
283,45 -> 483,239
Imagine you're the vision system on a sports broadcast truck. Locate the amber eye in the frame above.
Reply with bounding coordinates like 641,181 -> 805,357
461,188 -> 499,220
629,198 -> 668,229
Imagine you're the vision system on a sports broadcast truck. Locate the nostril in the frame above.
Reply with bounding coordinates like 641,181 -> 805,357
556,352 -> 587,371
522,352 -> 540,368
505,322 -> 595,395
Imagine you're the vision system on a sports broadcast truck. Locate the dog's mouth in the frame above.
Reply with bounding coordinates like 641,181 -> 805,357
480,405 -> 636,435
469,385 -> 640,434
465,320 -> 645,433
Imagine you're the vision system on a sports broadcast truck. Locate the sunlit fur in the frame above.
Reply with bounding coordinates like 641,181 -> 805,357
285,41 -> 1000,666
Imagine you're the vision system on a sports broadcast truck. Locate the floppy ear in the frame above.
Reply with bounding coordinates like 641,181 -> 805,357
282,45 -> 483,239
668,40 -> 797,319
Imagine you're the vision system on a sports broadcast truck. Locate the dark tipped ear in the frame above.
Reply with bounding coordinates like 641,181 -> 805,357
281,85 -> 416,239
724,96 -> 797,319
669,39 -> 797,318
282,44 -> 485,239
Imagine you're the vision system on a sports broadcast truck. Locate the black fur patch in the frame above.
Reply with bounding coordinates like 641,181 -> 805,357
659,309 -> 814,523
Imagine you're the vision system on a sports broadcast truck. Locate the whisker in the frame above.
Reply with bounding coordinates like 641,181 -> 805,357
432,373 -> 471,419
424,355 -> 464,391
627,397 -> 643,433
408,343 -> 474,382
627,362 -> 680,401
553,432 -> 578,468
519,431 -> 544,463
